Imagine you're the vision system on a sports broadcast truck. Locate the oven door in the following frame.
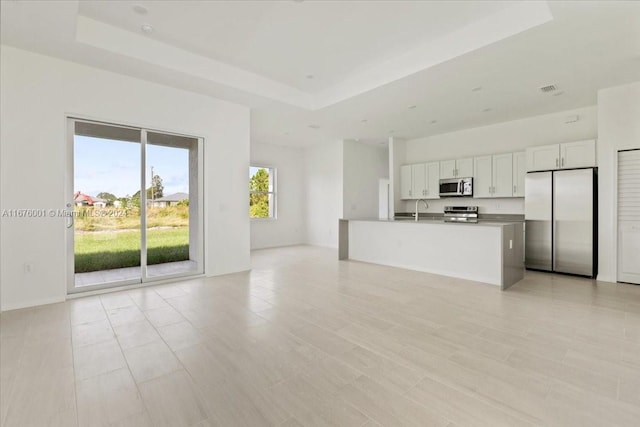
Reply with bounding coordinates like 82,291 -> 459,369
439,179 -> 461,197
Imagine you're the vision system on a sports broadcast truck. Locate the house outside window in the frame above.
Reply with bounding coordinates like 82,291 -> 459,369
249,166 -> 276,219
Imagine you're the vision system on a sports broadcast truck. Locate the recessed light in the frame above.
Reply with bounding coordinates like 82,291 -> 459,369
283,131 -> 290,135
388,130 -> 395,134
408,105 -> 417,109
430,120 -> 438,124
471,86 -> 483,92
141,24 -> 154,34
132,4 -> 148,15
305,74 -> 314,79
482,108 -> 492,112
355,138 -> 360,142
552,91 -> 566,97
361,119 -> 368,123
308,124 -> 320,129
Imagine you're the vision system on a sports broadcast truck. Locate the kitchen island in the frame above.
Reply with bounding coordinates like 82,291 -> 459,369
339,218 -> 524,289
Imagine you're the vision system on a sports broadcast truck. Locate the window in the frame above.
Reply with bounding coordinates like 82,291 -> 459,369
249,166 -> 276,219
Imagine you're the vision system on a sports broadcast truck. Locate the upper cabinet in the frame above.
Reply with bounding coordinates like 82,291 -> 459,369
492,153 -> 514,198
526,144 -> 559,171
526,140 -> 596,172
560,140 -> 596,169
473,156 -> 493,198
399,140 -> 594,201
440,158 -> 473,179
513,152 -> 526,197
401,162 -> 440,200
473,153 -> 513,198
400,165 -> 413,199
425,162 -> 440,199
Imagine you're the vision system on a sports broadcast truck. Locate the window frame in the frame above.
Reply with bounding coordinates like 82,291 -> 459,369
249,165 -> 277,220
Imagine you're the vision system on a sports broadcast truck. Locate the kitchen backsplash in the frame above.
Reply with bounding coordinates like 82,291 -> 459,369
398,197 -> 524,215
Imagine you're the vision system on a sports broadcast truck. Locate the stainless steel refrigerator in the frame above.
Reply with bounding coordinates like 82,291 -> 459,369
525,168 -> 597,278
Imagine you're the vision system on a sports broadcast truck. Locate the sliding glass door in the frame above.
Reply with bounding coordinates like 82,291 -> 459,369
67,118 -> 203,293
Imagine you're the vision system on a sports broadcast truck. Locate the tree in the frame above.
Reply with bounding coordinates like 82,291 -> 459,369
118,195 -> 132,209
249,168 -> 270,218
150,174 -> 164,199
96,192 -> 117,206
130,173 -> 164,207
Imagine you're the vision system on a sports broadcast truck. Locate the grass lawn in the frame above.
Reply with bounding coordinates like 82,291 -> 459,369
75,227 -> 189,273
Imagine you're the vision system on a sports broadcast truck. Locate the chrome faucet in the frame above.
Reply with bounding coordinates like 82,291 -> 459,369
415,199 -> 429,222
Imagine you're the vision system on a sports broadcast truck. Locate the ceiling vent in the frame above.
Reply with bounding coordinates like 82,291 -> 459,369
539,84 -> 558,93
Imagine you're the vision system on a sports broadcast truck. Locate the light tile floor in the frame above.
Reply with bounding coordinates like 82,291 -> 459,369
1,245 -> 640,426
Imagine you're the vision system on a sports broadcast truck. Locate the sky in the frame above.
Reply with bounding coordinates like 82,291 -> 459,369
74,136 -> 189,199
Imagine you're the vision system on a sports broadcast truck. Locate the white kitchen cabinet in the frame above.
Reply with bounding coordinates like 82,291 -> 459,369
512,151 -> 526,197
425,161 -> 440,199
456,157 -> 474,177
526,140 -> 596,172
400,165 -> 413,199
560,139 -> 596,169
526,144 -> 560,171
492,153 -> 513,198
473,156 -> 493,198
440,158 -> 473,179
402,162 -> 440,199
411,163 -> 426,198
440,159 -> 457,179
474,153 -> 513,198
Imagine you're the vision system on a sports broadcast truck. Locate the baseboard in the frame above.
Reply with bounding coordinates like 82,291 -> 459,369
1,296 -> 66,312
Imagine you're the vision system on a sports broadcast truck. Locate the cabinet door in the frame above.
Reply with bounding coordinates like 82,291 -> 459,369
411,163 -> 426,198
512,151 -> 526,197
400,165 -> 413,199
473,156 -> 493,198
526,144 -> 559,171
440,160 -> 456,179
492,153 -> 513,197
560,139 -> 596,169
618,222 -> 640,284
425,162 -> 440,199
456,157 -> 474,177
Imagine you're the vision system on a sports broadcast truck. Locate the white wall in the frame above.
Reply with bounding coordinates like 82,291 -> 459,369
250,142 -> 306,249
0,46 -> 251,311
342,140 -> 389,219
397,106 -> 598,214
596,81 -> 640,283
304,141 -> 343,248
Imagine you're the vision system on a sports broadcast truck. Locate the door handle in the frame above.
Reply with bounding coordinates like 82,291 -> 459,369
66,203 -> 74,229
513,185 -> 516,193
556,158 -> 559,168
561,157 -> 565,167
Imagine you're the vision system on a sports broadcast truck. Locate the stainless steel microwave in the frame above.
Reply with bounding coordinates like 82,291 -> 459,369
439,177 -> 473,197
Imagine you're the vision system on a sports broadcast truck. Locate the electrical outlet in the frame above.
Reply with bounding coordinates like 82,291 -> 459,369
23,263 -> 32,273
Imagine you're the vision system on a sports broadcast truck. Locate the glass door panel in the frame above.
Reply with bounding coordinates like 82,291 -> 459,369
144,131 -> 202,279
72,121 -> 142,288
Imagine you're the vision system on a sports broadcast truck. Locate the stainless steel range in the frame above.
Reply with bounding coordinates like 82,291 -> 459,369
444,206 -> 478,223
